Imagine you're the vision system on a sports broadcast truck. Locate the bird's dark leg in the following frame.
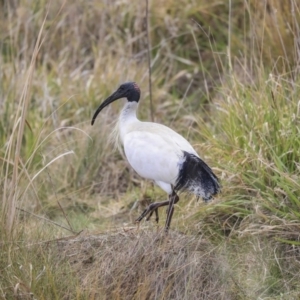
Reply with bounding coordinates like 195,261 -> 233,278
135,190 -> 179,229
135,200 -> 170,224
146,208 -> 159,222
165,191 -> 179,231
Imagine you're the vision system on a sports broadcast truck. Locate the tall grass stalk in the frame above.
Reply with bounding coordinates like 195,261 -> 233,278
2,15 -> 47,236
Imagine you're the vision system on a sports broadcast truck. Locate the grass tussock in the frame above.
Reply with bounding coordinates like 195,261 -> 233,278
54,230 -> 234,300
1,0 -> 300,298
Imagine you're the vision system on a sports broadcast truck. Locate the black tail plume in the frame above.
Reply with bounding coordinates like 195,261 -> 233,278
174,151 -> 220,201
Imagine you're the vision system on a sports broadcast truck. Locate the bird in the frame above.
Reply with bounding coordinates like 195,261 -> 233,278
91,82 -> 220,231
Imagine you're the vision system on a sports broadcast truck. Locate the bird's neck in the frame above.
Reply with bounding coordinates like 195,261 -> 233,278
119,101 -> 139,142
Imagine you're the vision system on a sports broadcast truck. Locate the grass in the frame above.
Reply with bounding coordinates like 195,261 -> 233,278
194,73 -> 300,237
1,0 -> 300,299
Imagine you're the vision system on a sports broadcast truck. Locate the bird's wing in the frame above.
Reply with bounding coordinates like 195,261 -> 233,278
123,130 -> 183,185
130,122 -> 199,156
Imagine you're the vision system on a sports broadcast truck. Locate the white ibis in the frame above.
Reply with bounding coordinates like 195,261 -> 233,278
91,82 -> 220,231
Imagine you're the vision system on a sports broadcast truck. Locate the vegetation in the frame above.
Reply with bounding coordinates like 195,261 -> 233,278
1,0 -> 300,299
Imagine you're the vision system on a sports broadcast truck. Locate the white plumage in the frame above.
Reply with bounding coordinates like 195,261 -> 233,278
92,82 -> 220,231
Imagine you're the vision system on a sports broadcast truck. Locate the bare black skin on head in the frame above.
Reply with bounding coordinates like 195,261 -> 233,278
91,82 -> 141,125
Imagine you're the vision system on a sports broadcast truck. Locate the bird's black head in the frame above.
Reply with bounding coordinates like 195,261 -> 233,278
116,82 -> 141,103
91,82 -> 140,125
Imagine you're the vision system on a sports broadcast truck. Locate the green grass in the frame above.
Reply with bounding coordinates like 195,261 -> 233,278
192,74 -> 300,241
1,0 -> 300,298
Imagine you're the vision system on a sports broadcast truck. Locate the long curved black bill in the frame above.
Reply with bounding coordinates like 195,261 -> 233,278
91,90 -> 123,125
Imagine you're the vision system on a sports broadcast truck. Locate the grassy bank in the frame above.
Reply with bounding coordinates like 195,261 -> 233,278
1,0 -> 300,299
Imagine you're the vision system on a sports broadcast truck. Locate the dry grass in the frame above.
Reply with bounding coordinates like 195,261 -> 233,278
53,229 -> 234,300
2,227 -> 300,299
1,0 -> 300,298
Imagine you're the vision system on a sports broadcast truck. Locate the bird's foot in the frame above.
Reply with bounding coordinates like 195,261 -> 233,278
135,203 -> 160,223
